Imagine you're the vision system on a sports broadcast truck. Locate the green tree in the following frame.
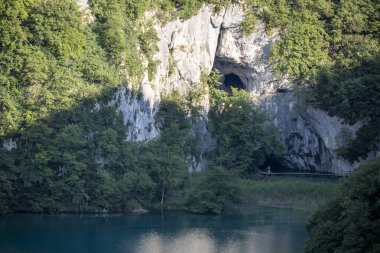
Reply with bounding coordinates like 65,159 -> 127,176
208,70 -> 283,176
306,157 -> 380,253
271,22 -> 331,79
148,93 -> 196,208
184,165 -> 240,214
312,57 -> 380,161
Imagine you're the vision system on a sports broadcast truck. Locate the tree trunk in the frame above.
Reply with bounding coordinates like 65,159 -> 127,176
160,184 -> 165,209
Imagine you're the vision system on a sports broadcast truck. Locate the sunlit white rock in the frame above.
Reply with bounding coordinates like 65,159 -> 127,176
111,4 -> 374,173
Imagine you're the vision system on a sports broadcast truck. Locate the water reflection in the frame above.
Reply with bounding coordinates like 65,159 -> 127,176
0,207 -> 308,253
135,230 -> 215,253
134,224 -> 300,253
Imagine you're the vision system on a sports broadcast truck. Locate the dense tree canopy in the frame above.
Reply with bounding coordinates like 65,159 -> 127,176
312,57 -> 380,161
182,70 -> 284,214
241,0 -> 380,161
207,70 -> 283,176
243,0 -> 380,80
0,0 -> 121,138
0,0 -> 379,214
306,157 -> 380,253
0,92 -> 196,213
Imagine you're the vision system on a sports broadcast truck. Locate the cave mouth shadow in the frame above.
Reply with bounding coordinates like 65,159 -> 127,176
260,155 -> 294,173
220,73 -> 245,93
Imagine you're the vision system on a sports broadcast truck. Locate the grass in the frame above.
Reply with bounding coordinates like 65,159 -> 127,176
238,177 -> 338,211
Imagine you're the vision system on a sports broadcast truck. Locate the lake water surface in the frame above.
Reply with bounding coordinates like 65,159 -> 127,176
0,207 -> 309,253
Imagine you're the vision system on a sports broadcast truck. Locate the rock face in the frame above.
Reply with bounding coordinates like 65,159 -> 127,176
2,139 -> 17,151
113,88 -> 159,141
103,4 -> 361,174
209,5 -> 359,173
214,5 -> 291,96
76,0 -> 95,24
114,5 -> 224,170
262,93 -> 358,174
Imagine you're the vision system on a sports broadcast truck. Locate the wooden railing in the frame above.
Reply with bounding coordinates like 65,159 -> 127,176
258,171 -> 346,178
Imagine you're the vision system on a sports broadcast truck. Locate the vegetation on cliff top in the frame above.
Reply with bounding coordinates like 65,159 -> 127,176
1,0 -> 378,161
0,0 -> 223,139
0,0 -> 378,214
242,0 -> 379,79
241,0 -> 380,162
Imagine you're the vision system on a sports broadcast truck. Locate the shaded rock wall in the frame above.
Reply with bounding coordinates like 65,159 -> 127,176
79,3 -> 363,174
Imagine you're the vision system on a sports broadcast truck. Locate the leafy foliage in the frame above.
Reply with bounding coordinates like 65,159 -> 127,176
311,57 -> 380,161
270,22 -> 331,78
147,93 -> 197,207
208,69 -> 283,176
306,158 -> 380,253
241,0 -> 379,160
182,70 -> 283,214
0,92 -> 196,213
0,0 -> 121,138
244,0 -> 380,79
1,0 -> 378,216
184,166 -> 240,214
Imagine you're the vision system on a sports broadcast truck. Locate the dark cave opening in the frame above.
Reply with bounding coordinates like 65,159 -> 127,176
260,155 -> 292,173
221,73 -> 245,93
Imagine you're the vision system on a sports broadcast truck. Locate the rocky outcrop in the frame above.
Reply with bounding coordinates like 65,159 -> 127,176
262,92 -> 360,174
213,5 -> 359,173
113,5 -> 224,170
113,88 -> 159,141
2,139 -> 17,151
214,5 -> 291,95
76,0 -> 95,24
97,4 -> 363,174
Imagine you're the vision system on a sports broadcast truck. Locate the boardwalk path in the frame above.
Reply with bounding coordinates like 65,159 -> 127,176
258,171 -> 346,178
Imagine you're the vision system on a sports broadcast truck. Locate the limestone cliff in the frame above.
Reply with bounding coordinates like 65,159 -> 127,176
77,1 -> 367,174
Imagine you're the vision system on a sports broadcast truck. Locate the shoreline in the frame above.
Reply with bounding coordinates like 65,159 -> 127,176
1,177 -> 338,215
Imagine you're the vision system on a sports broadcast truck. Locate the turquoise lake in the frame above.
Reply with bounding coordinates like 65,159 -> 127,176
0,207 -> 309,253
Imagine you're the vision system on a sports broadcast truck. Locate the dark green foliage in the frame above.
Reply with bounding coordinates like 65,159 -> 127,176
241,0 -> 379,160
184,166 -> 240,214
306,158 -> 380,253
0,92 -> 196,213
336,121 -> 380,162
181,70 -> 283,214
146,93 -> 197,207
1,100 -> 131,212
208,70 -> 283,176
312,57 -> 380,161
271,22 -> 331,78
313,58 -> 380,124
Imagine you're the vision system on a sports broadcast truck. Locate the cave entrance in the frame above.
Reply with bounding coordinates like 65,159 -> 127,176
221,73 -> 245,93
260,155 -> 293,173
